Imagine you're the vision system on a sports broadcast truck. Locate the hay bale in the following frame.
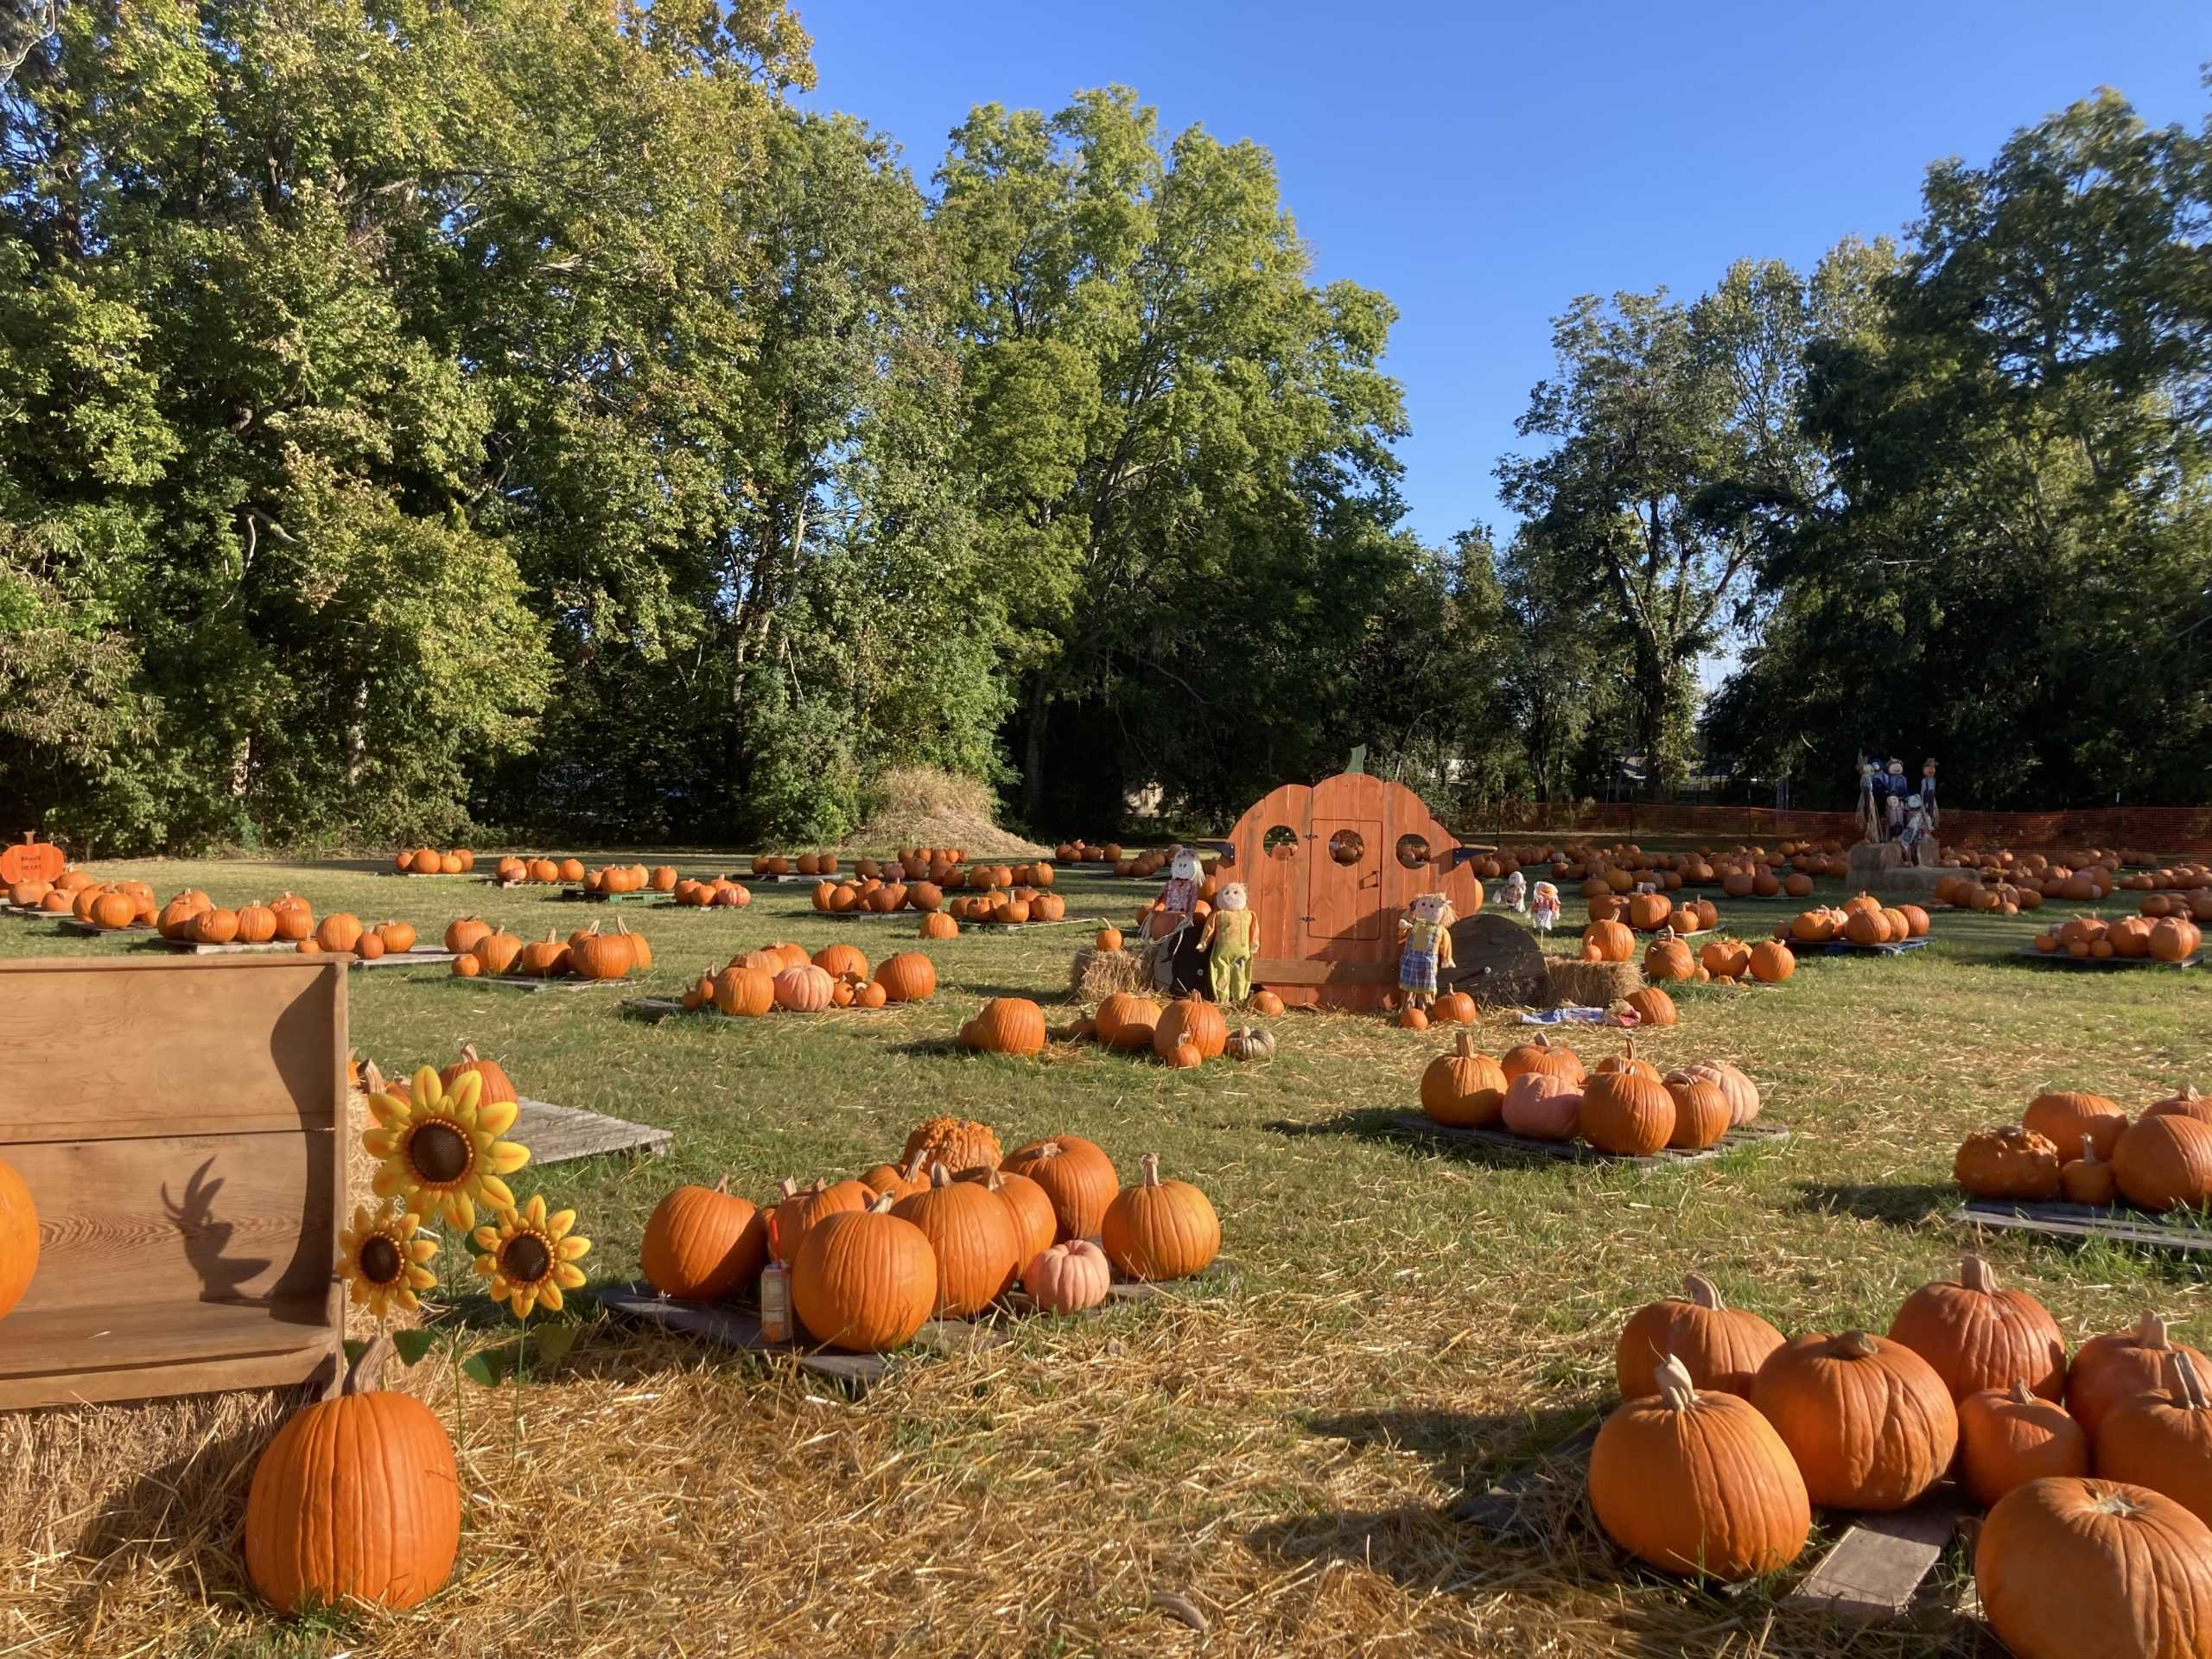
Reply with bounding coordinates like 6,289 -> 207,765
1544,958 -> 1643,1009
843,766 -> 1050,857
1071,944 -> 1147,1002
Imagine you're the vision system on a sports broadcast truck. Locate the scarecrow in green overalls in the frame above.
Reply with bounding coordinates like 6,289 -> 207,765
1198,880 -> 1258,1004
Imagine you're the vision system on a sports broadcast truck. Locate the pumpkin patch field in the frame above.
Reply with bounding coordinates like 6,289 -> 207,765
2,851 -> 2209,1657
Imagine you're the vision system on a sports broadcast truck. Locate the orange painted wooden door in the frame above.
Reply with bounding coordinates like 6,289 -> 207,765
1308,818 -> 1383,941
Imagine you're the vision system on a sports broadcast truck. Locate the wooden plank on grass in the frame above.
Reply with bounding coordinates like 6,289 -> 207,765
352,948 -> 457,969
143,935 -> 297,956
2011,945 -> 2199,970
1811,938 -> 1931,957
556,887 -> 669,906
513,1099 -> 671,1166
53,916 -> 155,937
472,976 -> 632,994
1785,1488 -> 1971,1618
597,1281 -> 1002,1389
1389,1116 -> 1789,1166
1953,1198 -> 2212,1255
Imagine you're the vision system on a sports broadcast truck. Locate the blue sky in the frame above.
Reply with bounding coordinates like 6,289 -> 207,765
795,1 -> 2209,550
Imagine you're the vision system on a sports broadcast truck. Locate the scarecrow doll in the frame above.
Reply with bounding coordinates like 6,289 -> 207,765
1500,868 -> 1528,914
1900,794 -> 1934,866
1883,758 -> 1908,840
1396,890 -> 1457,1014
1530,880 -> 1561,934
1147,846 -> 1209,995
1198,881 -> 1258,1005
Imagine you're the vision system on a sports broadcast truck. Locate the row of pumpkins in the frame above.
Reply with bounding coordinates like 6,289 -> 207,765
1943,844 -> 2152,875
390,848 -> 478,874
1957,1085 -> 2212,1212
493,855 -> 589,885
447,918 -> 651,981
1421,1033 -> 1761,1153
1777,893 -> 1931,945
1936,874 -> 2050,913
1637,928 -> 1796,984
810,874 -> 1070,926
1582,890 -> 1723,931
2029,912 -> 2203,961
641,1117 -> 1219,1352
2139,887 -> 2212,921
1470,839 -> 1849,886
1072,991 -> 1282,1065
671,875 -> 753,908
674,944 -> 938,1014
1595,1262 -> 2212,1659
1940,863 -> 2122,906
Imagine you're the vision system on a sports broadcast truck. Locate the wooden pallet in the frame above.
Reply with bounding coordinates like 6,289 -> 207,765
378,869 -> 474,878
1389,1116 -> 1790,1166
353,947 -> 459,970
620,997 -> 893,1025
2012,945 -> 2199,970
597,1283 -> 1004,1388
557,888 -> 670,906
1953,1198 -> 2212,1254
53,916 -> 156,937
1810,938 -> 1931,957
143,936 -> 297,956
471,975 -> 636,994
1452,1420 -> 1969,1615
513,1099 -> 671,1166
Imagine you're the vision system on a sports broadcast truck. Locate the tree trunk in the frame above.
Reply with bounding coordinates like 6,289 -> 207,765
1021,673 -> 1050,823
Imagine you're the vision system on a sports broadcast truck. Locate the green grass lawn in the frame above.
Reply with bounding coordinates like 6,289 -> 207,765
3,852 -> 2203,1657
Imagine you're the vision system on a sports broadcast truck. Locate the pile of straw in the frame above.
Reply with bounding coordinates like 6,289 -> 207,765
1542,958 -> 1643,1009
1070,943 -> 1151,1001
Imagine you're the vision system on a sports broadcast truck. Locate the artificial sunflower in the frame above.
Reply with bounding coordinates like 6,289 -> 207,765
364,1065 -> 530,1230
335,1201 -> 439,1324
473,1193 -> 591,1320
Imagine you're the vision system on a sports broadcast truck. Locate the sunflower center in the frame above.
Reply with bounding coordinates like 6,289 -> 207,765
359,1235 -> 404,1286
409,1121 -> 472,1185
500,1232 -> 553,1285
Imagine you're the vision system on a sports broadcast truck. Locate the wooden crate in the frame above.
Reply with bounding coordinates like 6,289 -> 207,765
0,955 -> 346,1410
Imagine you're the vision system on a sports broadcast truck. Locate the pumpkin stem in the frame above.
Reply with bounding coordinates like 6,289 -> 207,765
1835,1330 -> 1880,1358
1141,1151 -> 1162,1188
930,1161 -> 953,1188
711,1174 -> 730,1194
1681,1273 -> 1726,1311
362,1059 -> 386,1096
865,1191 -> 896,1215
1454,1031 -> 1475,1058
1652,1352 -> 1700,1409
1959,1255 -> 1998,1295
2008,1379 -> 2033,1406
2171,1351 -> 2211,1411
2139,1311 -> 2171,1351
342,1333 -> 393,1397
777,1176 -> 798,1200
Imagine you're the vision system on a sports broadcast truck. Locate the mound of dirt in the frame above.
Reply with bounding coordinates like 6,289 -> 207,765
843,767 -> 1049,858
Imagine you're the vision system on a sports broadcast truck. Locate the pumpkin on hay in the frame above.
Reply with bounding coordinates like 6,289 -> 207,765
790,1192 -> 938,1354
1022,1238 -> 1111,1315
1886,1254 -> 2067,1402
1974,1478 -> 2212,1659
1420,1032 -> 1507,1128
1003,1136 -> 1116,1240
1957,1382 -> 2091,1507
640,1177 -> 766,1302
1153,995 -> 1228,1062
961,997 -> 1047,1057
1580,918 -> 1634,963
1624,986 -> 1676,1027
244,1337 -> 460,1611
874,951 -> 938,1004
892,1164 -> 1020,1319
2093,1351 -> 2212,1529
1750,1330 -> 1958,1510
1588,1354 -> 1810,1583
1101,1152 -> 1219,1282
1431,989 -> 1478,1024
2069,1313 -> 2211,1441
1249,988 -> 1286,1017
711,965 -> 776,1018
1615,1273 -> 1784,1400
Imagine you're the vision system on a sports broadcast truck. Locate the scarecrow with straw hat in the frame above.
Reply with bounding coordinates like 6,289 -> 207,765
1396,890 -> 1457,1014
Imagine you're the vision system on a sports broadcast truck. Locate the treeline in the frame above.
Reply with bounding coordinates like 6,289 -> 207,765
2,7 -> 2206,854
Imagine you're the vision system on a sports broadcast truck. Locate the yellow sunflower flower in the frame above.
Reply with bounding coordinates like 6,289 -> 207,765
363,1065 -> 530,1231
472,1193 -> 591,1320
336,1202 -> 439,1324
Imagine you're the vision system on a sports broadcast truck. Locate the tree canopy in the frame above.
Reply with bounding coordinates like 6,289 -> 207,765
2,10 -> 2204,846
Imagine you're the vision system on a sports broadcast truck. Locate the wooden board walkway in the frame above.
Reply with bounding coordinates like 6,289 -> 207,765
1954,1197 -> 2212,1254
597,1283 -> 1004,1389
470,975 -> 636,994
513,1099 -> 671,1166
1390,1116 -> 1789,1167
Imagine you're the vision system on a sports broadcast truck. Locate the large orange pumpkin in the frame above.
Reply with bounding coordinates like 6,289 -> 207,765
1750,1331 -> 1958,1510
961,997 -> 1046,1056
1615,1273 -> 1784,1400
2069,1313 -> 2212,1440
2023,1090 -> 2127,1161
2094,1351 -> 2212,1529
892,1163 -> 1020,1318
1003,1136 -> 1117,1241
874,951 -> 938,1004
1975,1478 -> 2212,1659
1579,1067 -> 1675,1156
1957,1382 -> 2090,1507
244,1338 -> 460,1611
640,1178 -> 766,1302
1101,1152 -> 1219,1282
1420,1033 -> 1508,1128
2113,1113 -> 2212,1213
790,1193 -> 938,1353
1886,1254 -> 2068,1402
1153,995 -> 1228,1062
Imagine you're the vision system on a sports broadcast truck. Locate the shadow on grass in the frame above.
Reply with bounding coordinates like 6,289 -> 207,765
1792,1179 -> 1956,1228
1261,1107 -> 1416,1143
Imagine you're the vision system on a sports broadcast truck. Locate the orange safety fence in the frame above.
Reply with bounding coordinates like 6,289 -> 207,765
1454,803 -> 2212,857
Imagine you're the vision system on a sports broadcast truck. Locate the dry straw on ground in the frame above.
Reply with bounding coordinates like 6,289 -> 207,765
843,766 -> 1049,858
1070,941 -> 1153,1000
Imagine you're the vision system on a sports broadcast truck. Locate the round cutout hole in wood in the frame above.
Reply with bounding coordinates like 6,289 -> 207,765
1264,825 -> 1299,860
1395,833 -> 1432,870
1327,829 -> 1364,867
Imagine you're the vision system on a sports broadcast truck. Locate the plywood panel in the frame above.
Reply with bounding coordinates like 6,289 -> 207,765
1308,819 -> 1383,942
3,1129 -> 337,1320
0,956 -> 344,1144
